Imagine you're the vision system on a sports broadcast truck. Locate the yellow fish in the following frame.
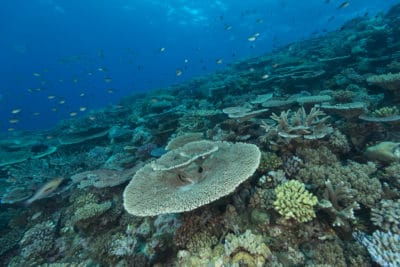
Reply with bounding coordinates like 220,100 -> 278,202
24,177 -> 64,206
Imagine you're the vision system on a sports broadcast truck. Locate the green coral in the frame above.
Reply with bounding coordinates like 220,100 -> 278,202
372,106 -> 399,117
273,180 -> 318,223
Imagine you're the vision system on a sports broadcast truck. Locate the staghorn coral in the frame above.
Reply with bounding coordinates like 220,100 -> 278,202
318,180 -> 359,231
353,230 -> 400,267
273,180 -> 318,223
261,106 -> 333,145
123,140 -> 260,216
371,199 -> 400,234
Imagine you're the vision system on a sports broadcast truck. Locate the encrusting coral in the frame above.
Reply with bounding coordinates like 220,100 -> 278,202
273,180 -> 318,223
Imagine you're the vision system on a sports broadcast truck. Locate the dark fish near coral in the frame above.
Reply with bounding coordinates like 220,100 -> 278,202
24,177 -> 64,206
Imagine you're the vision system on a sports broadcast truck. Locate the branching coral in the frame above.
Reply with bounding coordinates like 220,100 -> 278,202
353,230 -> 400,266
318,180 -> 359,231
261,107 -> 333,145
273,180 -> 318,223
298,160 -> 381,207
371,199 -> 400,234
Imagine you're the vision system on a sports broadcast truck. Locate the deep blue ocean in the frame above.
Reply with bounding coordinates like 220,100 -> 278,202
0,0 -> 396,132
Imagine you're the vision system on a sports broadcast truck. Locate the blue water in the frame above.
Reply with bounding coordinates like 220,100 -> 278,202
0,0 -> 397,132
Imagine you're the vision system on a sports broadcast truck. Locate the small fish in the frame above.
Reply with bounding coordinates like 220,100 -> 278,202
33,72 -> 41,77
69,112 -> 77,116
261,74 -> 269,79
256,18 -> 264,23
248,34 -> 258,42
9,119 -> 19,124
98,67 -> 107,72
184,59 -> 189,63
338,1 -> 350,9
59,99 -> 66,104
176,69 -> 183,76
33,112 -> 40,116
79,106 -> 87,112
224,24 -> 232,30
48,95 -> 56,100
80,92 -> 85,97
107,88 -> 114,93
160,47 -> 166,52
8,128 -> 15,132
24,177 -> 64,206
104,77 -> 112,83
216,58 -> 223,64
11,109 -> 21,114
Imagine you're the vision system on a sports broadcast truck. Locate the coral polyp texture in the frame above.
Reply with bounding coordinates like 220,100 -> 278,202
273,180 -> 318,223
123,140 -> 261,216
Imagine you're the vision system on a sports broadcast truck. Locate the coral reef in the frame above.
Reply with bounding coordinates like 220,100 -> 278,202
2,3 -> 400,265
